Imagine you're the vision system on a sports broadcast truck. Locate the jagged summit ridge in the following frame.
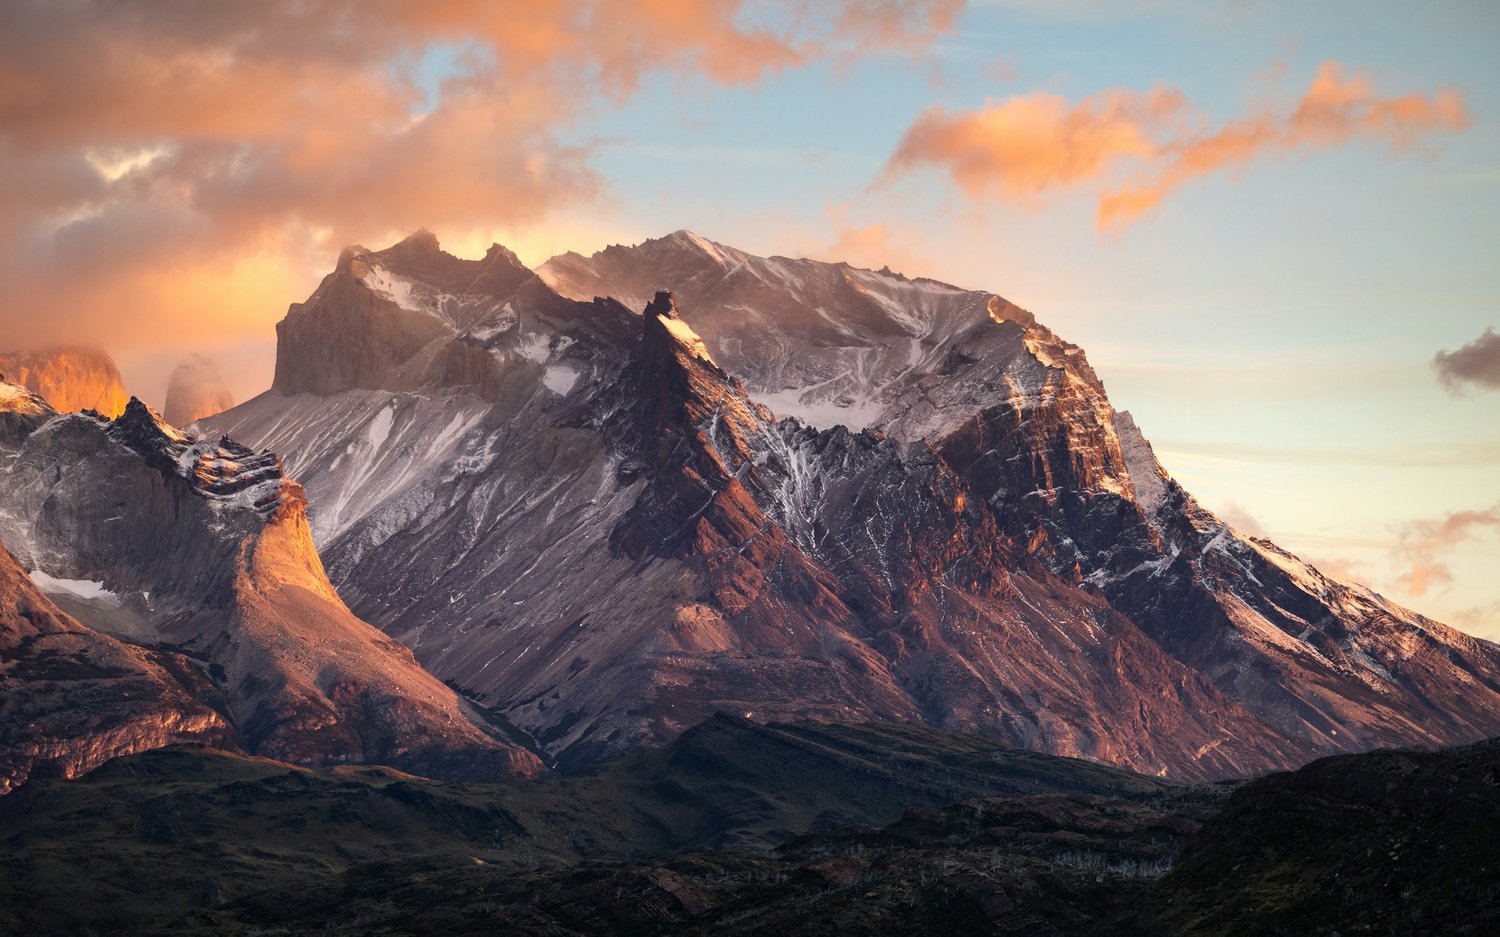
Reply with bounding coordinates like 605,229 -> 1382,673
274,230 -> 588,397
643,289 -> 718,367
540,231 -> 1044,437
101,397 -> 292,519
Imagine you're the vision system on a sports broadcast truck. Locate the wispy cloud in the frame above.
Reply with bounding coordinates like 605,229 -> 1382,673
1392,503 -> 1500,596
878,60 -> 1469,230
1433,327 -> 1500,394
1216,500 -> 1268,538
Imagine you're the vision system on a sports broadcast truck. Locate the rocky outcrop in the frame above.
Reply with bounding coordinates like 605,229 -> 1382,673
163,353 -> 235,426
0,347 -> 129,417
273,229 -> 537,395
0,537 -> 231,795
0,382 -> 543,783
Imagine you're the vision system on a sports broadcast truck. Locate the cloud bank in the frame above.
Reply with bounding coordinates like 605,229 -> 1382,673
880,61 -> 1469,230
1393,503 -> 1500,596
0,0 -> 961,356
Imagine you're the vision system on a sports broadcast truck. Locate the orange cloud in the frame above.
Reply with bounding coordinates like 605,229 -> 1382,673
1393,503 -> 1500,597
883,86 -> 1184,199
821,223 -> 933,277
0,0 -> 962,390
881,60 -> 1469,230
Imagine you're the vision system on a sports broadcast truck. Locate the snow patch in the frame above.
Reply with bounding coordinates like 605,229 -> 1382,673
366,404 -> 395,450
29,570 -> 122,607
681,231 -> 728,265
751,386 -> 883,432
359,264 -> 435,317
469,304 -> 518,341
517,332 -> 552,364
543,365 -> 580,396
1113,411 -> 1168,518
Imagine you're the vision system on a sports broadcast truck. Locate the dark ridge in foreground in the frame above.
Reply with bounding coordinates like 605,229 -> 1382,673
0,716 -> 1206,935
3,717 -> 1496,935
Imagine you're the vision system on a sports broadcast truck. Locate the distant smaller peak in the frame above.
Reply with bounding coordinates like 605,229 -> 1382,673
662,229 -> 729,264
115,396 -> 186,439
484,242 -> 526,269
395,228 -> 441,254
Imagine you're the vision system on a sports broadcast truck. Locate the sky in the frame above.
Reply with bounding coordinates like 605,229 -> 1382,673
0,1 -> 1496,636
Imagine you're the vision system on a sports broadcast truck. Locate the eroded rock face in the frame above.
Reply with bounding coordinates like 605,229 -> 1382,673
163,353 -> 235,426
0,384 -> 543,784
0,537 -> 231,795
0,347 -> 129,417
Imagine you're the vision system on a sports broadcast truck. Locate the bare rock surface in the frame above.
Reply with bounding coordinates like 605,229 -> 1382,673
0,382 -> 543,783
0,346 -> 129,417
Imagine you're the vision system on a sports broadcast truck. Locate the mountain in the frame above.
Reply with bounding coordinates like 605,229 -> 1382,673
201,230 -> 1500,778
164,353 -> 235,426
539,231 -> 1500,753
0,381 -> 542,782
207,232 -> 1328,779
199,229 -> 1424,782
0,346 -> 129,417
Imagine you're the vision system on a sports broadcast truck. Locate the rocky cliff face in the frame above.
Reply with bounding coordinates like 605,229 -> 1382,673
0,347 -> 129,418
163,353 -> 235,426
0,382 -> 543,783
0,534 -> 230,795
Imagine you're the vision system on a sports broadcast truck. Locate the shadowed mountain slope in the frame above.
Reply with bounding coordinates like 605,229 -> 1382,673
0,381 -> 542,783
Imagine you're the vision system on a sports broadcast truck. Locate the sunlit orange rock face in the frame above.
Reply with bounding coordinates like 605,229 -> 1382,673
0,347 -> 130,418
